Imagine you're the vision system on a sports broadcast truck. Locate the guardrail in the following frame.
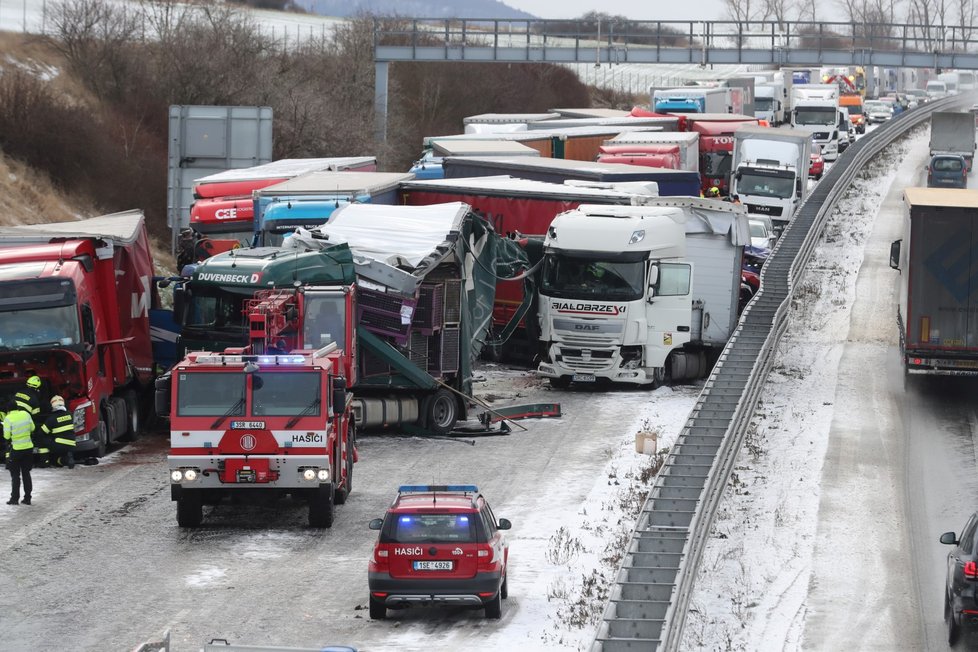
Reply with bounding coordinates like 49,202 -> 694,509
591,93 -> 971,651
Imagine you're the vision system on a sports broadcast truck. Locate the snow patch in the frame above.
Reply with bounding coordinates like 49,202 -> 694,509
185,565 -> 228,588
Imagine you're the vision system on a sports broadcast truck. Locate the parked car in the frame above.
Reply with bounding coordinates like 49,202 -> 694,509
748,217 -> 777,250
367,484 -> 511,620
809,142 -> 825,180
927,154 -> 969,188
865,100 -> 894,124
940,512 -> 978,645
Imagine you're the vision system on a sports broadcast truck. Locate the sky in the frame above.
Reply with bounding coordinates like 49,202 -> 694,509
502,0 -> 729,21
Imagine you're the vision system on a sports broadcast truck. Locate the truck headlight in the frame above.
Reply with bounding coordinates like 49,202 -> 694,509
171,470 -> 184,483
184,469 -> 198,482
302,468 -> 317,481
72,406 -> 87,432
317,469 -> 330,482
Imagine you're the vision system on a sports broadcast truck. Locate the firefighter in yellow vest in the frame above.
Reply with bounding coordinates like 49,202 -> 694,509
14,375 -> 41,418
3,396 -> 35,505
42,396 -> 75,469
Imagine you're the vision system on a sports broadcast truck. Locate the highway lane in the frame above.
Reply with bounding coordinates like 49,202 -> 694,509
0,371 -> 698,651
802,127 -> 978,650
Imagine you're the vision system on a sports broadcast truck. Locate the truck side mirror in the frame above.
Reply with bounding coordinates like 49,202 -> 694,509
172,284 -> 187,325
648,264 -> 659,287
889,240 -> 902,270
332,376 -> 347,416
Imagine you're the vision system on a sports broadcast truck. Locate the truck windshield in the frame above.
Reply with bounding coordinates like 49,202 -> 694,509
252,372 -> 321,416
177,372 -> 246,416
702,151 -> 732,176
0,305 -> 81,351
844,104 -> 863,115
540,254 -> 645,301
303,292 -> 346,351
186,286 -> 251,331
739,170 -> 795,199
755,97 -> 775,111
795,108 -> 836,125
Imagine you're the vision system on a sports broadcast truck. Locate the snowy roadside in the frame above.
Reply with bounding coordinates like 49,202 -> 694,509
680,126 -> 928,650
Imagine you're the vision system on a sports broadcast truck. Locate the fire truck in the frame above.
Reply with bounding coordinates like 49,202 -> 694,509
161,289 -> 355,528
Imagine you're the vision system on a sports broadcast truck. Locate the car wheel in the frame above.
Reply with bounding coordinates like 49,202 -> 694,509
947,590 -> 961,646
500,573 -> 508,600
369,596 -> 387,620
484,591 -> 502,619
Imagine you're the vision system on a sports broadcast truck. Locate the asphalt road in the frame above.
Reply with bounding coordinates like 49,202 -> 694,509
801,127 -> 978,649
0,370 -> 696,651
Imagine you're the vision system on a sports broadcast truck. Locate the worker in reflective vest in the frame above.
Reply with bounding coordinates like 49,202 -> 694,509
42,396 -> 75,469
14,375 -> 41,418
3,396 -> 36,505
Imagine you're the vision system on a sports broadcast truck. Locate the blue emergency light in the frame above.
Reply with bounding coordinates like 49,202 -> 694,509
397,484 -> 479,494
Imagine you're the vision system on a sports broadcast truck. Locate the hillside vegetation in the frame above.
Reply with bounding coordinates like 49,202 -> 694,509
0,2 -> 610,261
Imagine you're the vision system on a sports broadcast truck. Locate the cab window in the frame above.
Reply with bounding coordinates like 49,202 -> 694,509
655,263 -> 691,297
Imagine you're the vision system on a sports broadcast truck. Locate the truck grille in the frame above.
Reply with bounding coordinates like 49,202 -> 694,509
554,332 -> 617,346
813,131 -> 830,140
746,203 -> 783,216
557,347 -> 615,371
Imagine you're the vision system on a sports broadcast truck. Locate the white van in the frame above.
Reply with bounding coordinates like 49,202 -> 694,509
926,80 -> 949,99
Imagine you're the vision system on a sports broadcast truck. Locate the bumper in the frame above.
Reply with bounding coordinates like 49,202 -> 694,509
537,361 -> 654,385
168,454 -> 331,491
368,571 -> 502,607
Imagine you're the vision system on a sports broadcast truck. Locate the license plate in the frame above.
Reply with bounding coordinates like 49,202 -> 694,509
572,374 -> 596,382
413,560 -> 453,571
231,421 -> 265,430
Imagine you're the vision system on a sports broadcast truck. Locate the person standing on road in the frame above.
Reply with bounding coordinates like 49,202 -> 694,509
42,396 -> 75,469
2,396 -> 35,505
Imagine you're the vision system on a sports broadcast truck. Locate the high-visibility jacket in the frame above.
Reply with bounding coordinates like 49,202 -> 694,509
3,409 -> 35,451
14,387 -> 40,416
42,410 -> 76,447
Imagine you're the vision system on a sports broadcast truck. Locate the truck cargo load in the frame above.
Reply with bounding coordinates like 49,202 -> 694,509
0,211 -> 156,456
442,156 -> 701,196
891,188 -> 978,375
600,131 -> 700,172
929,112 -> 977,169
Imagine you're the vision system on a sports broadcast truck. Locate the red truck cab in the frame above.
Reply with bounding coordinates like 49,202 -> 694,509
0,212 -> 155,456
685,114 -> 761,195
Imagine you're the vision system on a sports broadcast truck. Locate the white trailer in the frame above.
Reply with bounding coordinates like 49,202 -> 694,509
730,126 -> 812,226
791,84 -> 842,161
536,198 -> 750,387
755,83 -> 785,125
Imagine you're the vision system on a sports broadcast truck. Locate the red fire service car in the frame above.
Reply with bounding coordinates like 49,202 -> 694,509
367,485 -> 511,620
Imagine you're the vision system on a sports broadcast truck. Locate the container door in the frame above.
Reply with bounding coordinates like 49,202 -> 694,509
908,207 -> 978,351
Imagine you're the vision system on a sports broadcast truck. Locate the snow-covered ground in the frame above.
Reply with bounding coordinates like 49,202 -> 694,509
682,126 -> 931,649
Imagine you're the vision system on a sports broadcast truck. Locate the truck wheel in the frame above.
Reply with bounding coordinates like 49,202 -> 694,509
122,390 -> 140,442
334,428 -> 355,505
651,367 -> 667,389
425,389 -> 458,435
309,486 -> 334,528
369,596 -> 387,620
94,420 -> 108,458
177,492 -> 203,528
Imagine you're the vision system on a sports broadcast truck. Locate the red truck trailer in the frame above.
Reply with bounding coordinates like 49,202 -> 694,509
185,157 -> 377,265
0,211 -> 156,456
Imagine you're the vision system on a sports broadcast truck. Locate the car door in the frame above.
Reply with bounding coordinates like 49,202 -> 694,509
481,503 -> 508,571
950,515 -> 978,598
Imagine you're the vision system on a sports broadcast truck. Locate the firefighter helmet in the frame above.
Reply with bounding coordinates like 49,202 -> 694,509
27,375 -> 41,389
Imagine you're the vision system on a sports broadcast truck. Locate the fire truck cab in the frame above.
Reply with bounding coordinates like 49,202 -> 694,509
165,345 -> 354,528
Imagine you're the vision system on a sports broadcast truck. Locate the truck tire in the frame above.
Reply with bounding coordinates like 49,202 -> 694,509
177,492 -> 203,528
122,390 -> 140,442
309,486 -> 334,528
650,367 -> 667,389
369,596 -> 387,620
424,389 -> 458,435
94,419 -> 108,458
334,431 -> 355,506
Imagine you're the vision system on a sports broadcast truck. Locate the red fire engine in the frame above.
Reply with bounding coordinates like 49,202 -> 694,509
163,290 -> 355,528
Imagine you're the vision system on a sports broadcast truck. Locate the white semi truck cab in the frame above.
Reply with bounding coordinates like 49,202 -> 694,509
792,84 -> 841,161
536,200 -> 749,387
730,126 -> 812,226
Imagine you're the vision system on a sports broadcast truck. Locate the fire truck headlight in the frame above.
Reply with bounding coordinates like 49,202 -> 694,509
302,468 -> 317,482
183,469 -> 198,482
72,406 -> 87,432
317,469 -> 330,482
171,470 -> 184,483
